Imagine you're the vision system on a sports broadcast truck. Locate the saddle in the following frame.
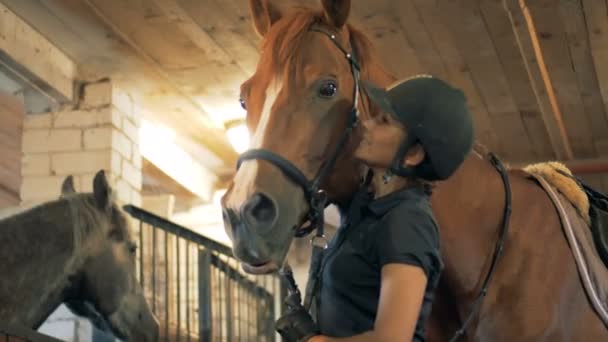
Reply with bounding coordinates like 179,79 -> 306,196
523,162 -> 608,269
575,180 -> 608,269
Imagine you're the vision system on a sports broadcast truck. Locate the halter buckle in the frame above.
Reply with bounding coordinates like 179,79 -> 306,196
310,234 -> 328,249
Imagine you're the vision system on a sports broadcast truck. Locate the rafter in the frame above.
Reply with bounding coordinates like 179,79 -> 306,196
503,0 -> 573,160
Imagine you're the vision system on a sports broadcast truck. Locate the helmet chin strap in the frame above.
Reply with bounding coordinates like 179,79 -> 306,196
383,134 -> 418,183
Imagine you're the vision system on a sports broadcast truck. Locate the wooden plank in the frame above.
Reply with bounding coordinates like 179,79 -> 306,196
581,0 -> 608,155
479,0 -> 554,160
349,0 -> 424,79
0,92 -> 22,201
177,0 -> 260,75
503,0 -> 575,160
522,0 -> 596,158
0,2 -> 75,102
557,0 -> 608,156
389,0 -> 448,79
83,0 -> 249,126
437,0 -> 537,161
411,0 -> 501,154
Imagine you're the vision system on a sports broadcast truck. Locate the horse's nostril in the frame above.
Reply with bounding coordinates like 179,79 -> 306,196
243,192 -> 277,227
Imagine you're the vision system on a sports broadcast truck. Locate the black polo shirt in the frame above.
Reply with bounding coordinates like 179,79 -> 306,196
317,186 -> 443,341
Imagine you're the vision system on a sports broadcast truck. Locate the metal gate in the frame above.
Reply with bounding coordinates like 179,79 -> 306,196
123,205 -> 285,342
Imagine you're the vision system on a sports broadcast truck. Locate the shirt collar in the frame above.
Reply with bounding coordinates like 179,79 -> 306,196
365,185 -> 428,216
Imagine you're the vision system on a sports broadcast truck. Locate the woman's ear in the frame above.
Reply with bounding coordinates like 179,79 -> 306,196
402,144 -> 426,167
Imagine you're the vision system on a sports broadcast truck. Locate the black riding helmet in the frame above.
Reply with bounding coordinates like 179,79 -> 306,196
363,75 -> 474,181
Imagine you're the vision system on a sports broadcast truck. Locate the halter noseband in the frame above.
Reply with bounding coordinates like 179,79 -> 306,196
236,27 -> 362,239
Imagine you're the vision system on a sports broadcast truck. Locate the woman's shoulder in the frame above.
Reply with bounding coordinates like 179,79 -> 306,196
385,195 -> 438,229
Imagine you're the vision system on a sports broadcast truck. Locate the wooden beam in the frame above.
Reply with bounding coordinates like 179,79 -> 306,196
0,2 -> 76,103
581,0 -> 608,154
151,0 -> 253,75
503,0 -> 573,160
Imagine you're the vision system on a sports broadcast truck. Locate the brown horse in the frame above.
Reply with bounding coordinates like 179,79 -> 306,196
0,170 -> 159,341
221,0 -> 608,340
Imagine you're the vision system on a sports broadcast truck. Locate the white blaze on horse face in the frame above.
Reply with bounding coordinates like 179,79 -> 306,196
226,79 -> 284,210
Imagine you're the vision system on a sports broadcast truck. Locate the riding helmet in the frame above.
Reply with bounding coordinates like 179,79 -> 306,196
363,75 -> 474,181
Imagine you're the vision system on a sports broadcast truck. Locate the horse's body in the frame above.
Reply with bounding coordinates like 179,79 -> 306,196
0,171 -> 159,341
221,0 -> 608,340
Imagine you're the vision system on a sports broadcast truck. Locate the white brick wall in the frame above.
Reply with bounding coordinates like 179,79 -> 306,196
22,128 -> 82,153
20,80 -> 143,208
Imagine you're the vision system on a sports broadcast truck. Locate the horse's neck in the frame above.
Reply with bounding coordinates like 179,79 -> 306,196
0,200 -> 83,327
432,151 -> 509,297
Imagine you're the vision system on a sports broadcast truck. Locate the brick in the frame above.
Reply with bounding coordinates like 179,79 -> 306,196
22,129 -> 81,153
23,113 -> 52,129
112,130 -> 132,159
79,171 -> 119,194
51,151 -> 111,175
115,178 -> 131,204
20,176 -> 66,201
131,189 -> 142,206
53,108 -> 119,129
122,117 -> 139,144
111,151 -> 122,175
111,87 -> 133,120
83,127 -> 112,150
83,81 -> 112,108
121,160 -> 142,190
132,148 -> 142,169
22,154 -> 51,176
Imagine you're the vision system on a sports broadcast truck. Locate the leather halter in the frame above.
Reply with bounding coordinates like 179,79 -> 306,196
236,27 -> 362,240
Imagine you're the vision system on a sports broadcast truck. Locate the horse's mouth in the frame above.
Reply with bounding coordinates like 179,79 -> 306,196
241,261 -> 278,274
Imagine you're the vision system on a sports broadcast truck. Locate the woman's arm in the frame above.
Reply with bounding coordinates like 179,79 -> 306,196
309,263 -> 428,342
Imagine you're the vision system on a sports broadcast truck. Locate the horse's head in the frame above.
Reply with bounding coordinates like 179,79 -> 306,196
61,171 -> 159,341
221,0 -> 394,274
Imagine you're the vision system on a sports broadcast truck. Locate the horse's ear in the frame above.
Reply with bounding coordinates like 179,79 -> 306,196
61,175 -> 76,198
249,0 -> 281,37
321,0 -> 351,29
93,170 -> 112,211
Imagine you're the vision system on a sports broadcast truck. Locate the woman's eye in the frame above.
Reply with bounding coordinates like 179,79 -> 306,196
319,81 -> 338,98
239,98 -> 247,110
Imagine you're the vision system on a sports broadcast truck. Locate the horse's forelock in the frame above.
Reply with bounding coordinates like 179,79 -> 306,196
65,194 -> 129,248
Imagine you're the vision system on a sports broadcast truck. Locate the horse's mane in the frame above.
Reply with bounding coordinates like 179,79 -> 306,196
258,7 -> 376,78
0,194 -> 120,250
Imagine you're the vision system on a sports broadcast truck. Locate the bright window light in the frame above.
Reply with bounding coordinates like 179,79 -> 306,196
225,121 -> 250,153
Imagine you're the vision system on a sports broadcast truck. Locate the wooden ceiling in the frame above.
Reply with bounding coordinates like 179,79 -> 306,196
4,0 -> 608,191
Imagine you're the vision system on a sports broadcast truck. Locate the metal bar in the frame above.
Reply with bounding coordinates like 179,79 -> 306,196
217,261 -> 223,341
186,241 -> 191,341
247,288 -> 252,339
225,269 -> 233,342
164,230 -> 169,341
177,237 -> 181,341
152,227 -> 157,315
198,249 -> 212,342
123,205 -> 233,255
139,221 -> 144,287
237,274 -> 242,342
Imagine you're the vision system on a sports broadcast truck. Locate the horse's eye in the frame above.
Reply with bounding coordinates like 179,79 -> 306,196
239,98 -> 247,110
129,244 -> 137,254
319,81 -> 338,98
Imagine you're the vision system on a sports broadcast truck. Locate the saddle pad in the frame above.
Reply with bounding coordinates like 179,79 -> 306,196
532,174 -> 608,328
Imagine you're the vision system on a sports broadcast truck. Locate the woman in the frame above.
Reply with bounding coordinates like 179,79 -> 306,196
276,76 -> 475,342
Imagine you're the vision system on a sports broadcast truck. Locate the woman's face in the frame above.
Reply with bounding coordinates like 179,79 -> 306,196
355,111 -> 407,168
